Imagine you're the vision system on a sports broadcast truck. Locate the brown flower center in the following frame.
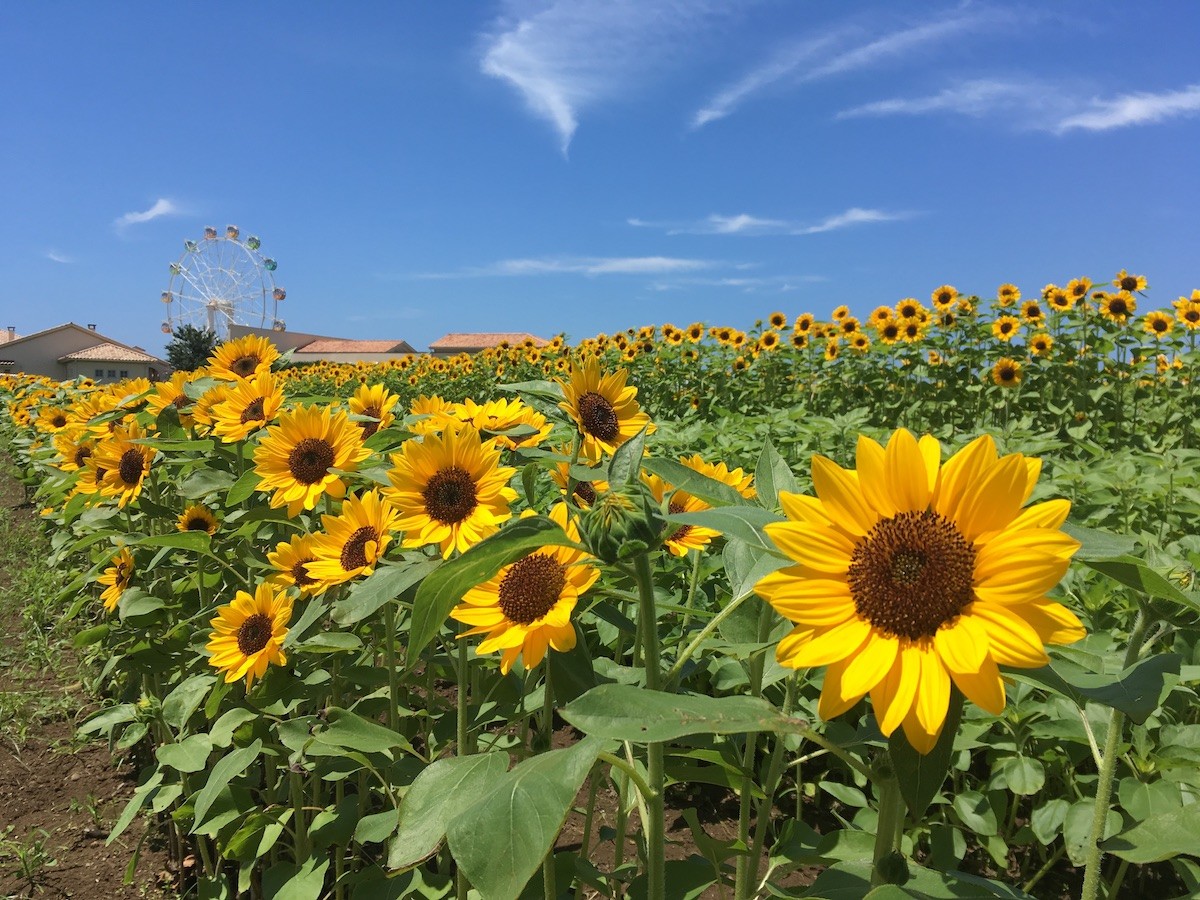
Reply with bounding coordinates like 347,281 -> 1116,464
291,558 -> 318,588
577,391 -> 619,442
287,438 -> 336,484
666,499 -> 693,544
74,446 -> 92,468
237,613 -> 273,655
422,466 -> 478,524
340,525 -> 380,571
498,553 -> 566,625
573,480 -> 597,506
1120,275 -> 1139,292
186,515 -> 212,532
847,510 -> 976,640
231,355 -> 261,377
172,393 -> 190,409
1110,299 -> 1129,316
51,414 -> 67,428
240,397 -> 266,424
117,448 -> 145,486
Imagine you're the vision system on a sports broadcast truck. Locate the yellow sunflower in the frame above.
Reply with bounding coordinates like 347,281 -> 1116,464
997,284 -> 1020,306
680,453 -> 756,499
456,397 -> 553,451
769,311 -> 788,329
35,406 -> 72,433
267,534 -> 323,595
145,371 -> 196,428
385,424 -> 517,558
1101,291 -> 1137,323
1066,277 -> 1092,302
1142,311 -> 1174,339
644,472 -> 721,556
556,358 -> 655,457
252,405 -> 371,517
408,394 -> 459,436
794,314 -> 815,334
877,322 -> 901,345
208,335 -> 280,381
450,504 -> 599,674
686,322 -> 706,343
348,383 -> 400,439
1113,269 -> 1147,293
1046,288 -> 1072,312
754,430 -> 1084,753
1029,333 -> 1054,357
870,306 -> 894,326
91,422 -> 155,508
895,298 -> 925,320
206,582 -> 293,690
992,358 -> 1022,387
1020,300 -> 1045,325
992,316 -> 1020,342
831,305 -> 850,321
52,427 -> 95,473
1175,300 -> 1200,331
307,490 -> 401,587
210,371 -> 284,443
931,285 -> 958,309
551,444 -> 609,508
97,546 -> 134,613
177,504 -> 218,535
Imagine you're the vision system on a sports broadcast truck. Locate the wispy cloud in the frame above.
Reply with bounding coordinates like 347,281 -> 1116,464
480,0 -> 727,154
1055,84 -> 1200,132
837,79 -> 1053,120
415,255 -> 716,279
113,198 -> 181,231
43,249 -> 74,264
693,8 -> 1007,128
630,207 -> 912,236
649,273 -> 828,293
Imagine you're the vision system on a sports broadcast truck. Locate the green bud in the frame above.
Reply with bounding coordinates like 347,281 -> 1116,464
579,482 -> 666,564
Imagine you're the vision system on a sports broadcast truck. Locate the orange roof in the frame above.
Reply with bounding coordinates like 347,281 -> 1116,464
58,342 -> 166,363
296,338 -> 417,354
429,332 -> 548,350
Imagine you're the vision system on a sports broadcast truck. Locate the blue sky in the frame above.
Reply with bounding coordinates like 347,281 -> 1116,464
3,1 -> 1199,355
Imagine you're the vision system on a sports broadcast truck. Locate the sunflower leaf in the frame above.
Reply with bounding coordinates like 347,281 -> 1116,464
755,440 -> 799,512
607,425 -> 649,486
890,688 -> 964,819
667,506 -> 785,554
642,457 -> 753,507
1007,653 -> 1181,724
406,516 -> 576,666
191,739 -> 263,832
332,558 -> 440,626
1099,802 -> 1200,863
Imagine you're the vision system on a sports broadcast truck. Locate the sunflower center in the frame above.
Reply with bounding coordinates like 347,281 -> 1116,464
340,525 -> 380,571
232,355 -> 261,377
1120,276 -> 1139,292
667,499 -> 693,543
287,438 -> 336,484
847,510 -> 976,640
118,448 -> 145,486
52,414 -> 67,428
74,446 -> 92,468
172,394 -> 190,409
573,481 -> 596,506
577,392 -> 619,442
291,558 -> 318,588
185,515 -> 211,532
236,613 -> 273,656
1111,299 -> 1128,315
423,467 -> 478,524
498,553 -> 566,625
240,398 -> 266,424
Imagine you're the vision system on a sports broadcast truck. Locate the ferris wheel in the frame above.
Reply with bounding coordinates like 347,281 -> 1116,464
160,225 -> 286,340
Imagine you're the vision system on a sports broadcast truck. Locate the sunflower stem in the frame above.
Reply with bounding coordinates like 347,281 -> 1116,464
870,753 -> 906,887
734,599 -> 774,898
456,627 -> 473,756
1081,606 -> 1150,900
383,600 -> 399,733
679,549 -> 703,634
746,675 -> 799,896
543,668 -> 558,900
631,550 -> 665,900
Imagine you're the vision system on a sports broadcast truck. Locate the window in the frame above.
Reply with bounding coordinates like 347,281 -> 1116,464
119,369 -> 129,378
106,369 -> 116,379
95,369 -> 104,378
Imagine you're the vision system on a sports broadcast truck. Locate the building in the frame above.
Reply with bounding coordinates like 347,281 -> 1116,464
428,332 -> 548,357
229,325 -> 419,365
0,323 -> 169,382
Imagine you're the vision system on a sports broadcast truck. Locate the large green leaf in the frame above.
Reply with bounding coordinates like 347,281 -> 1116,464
641,457 -> 752,507
1100,803 -> 1200,863
1009,653 -> 1181,724
890,690 -> 963,818
161,673 -> 216,730
136,530 -> 212,552
310,708 -> 407,757
1079,555 -> 1200,614
667,506 -> 785,553
1062,524 -> 1139,560
388,752 -> 510,870
331,558 -> 440,626
179,468 -> 236,499
607,425 -> 649,487
445,736 -> 604,900
407,516 -> 577,665
156,734 -> 213,773
191,740 -> 262,832
754,440 -> 798,512
262,855 -> 330,900
561,683 -> 807,742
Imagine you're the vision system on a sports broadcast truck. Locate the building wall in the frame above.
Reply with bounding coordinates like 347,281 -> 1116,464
289,352 -> 423,365
63,361 -> 161,383
7,328 -> 106,379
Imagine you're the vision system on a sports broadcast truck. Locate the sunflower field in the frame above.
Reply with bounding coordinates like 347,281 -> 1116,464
2,272 -> 1199,900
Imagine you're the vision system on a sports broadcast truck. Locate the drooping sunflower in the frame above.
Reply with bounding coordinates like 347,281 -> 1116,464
754,429 -> 1084,753
931,285 -> 958,309
91,421 -> 155,508
97,546 -> 134,613
177,503 -> 218,535
1113,269 -> 1147,293
1029,333 -> 1054,357
208,335 -> 280,381
831,305 -> 850,321
206,582 -> 293,690
450,504 -> 599,674
252,405 -> 371,517
556,357 -> 655,457
210,371 -> 284,443
992,358 -> 1022,387
551,444 -> 609,508
1142,310 -> 1174,339
307,490 -> 401,587
997,284 -> 1021,306
1100,291 -> 1137,323
267,533 -> 323,595
992,316 -> 1020,342
385,424 -> 517,558
349,383 -> 400,439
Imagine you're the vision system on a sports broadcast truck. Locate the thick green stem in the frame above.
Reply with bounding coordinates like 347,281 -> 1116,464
632,551 -> 665,900
456,630 -> 472,756
1081,607 -> 1150,900
870,755 -> 905,887
734,601 -> 774,898
543,669 -> 557,900
383,601 -> 399,732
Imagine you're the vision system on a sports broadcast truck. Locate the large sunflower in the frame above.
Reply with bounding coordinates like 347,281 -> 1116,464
97,546 -> 134,613
457,397 -> 553,451
1100,291 -> 1137,323
145,371 -> 196,428
210,371 -> 284,443
252,405 -> 371,517
556,358 -> 655,457
754,430 -> 1084,754
206,582 -> 293,690
208,335 -> 280,381
386,424 -> 517,558
307,490 -> 401,587
450,504 -> 599,674
91,422 -> 155,508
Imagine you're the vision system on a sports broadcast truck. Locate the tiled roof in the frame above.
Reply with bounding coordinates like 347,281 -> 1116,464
58,343 -> 166,364
0,330 -> 19,344
296,339 -> 417,354
429,332 -> 548,349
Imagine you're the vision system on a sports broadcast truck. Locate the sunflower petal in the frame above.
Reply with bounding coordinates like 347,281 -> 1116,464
841,630 -> 900,698
818,658 -> 864,719
970,602 -> 1050,667
764,522 -> 855,574
949,655 -> 1007,715
1022,598 -> 1087,646
914,643 -> 951,737
886,429 -> 932,512
855,435 -> 898,519
870,643 -> 921,736
778,617 -> 871,669
933,614 -> 989,675
812,455 -> 878,536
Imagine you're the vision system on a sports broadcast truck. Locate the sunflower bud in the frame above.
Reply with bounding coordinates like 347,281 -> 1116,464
580,482 -> 667,564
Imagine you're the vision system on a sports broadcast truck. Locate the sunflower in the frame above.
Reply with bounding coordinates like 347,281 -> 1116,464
97,547 -> 134,613
1020,300 -> 1045,325
307,490 -> 401,587
1142,310 -> 1174,339
641,472 -> 720,556
831,305 -> 850,321
267,534 -> 323,595
177,504 -> 218,535
759,331 -> 781,351
1029,333 -> 1054,357
52,427 -> 95,473
839,317 -> 860,336
686,322 -> 706,343
900,321 -> 925,344
35,406 -> 71,433
869,306 -> 893,327
1046,288 -> 1072,312
457,397 -> 553,451
851,333 -> 872,353
791,332 -> 809,349
931,285 -> 958,309
145,371 -> 197,429
794,314 -> 815,334
927,350 -> 943,366
768,311 -> 788,329
206,582 -> 293,690
1066,277 -> 1092,302
877,322 -> 901,345
1113,269 -> 1147,293
551,444 -> 609,507
1175,300 -> 1200,331
997,284 -> 1020,307
1101,291 -> 1137,323
348,383 -> 400,439
386,424 -> 517,558
754,430 -> 1084,753
252,405 -> 371,517
409,394 -> 458,436
556,358 -> 654,457
91,422 -> 155,508
992,316 -> 1020,342
992,358 -> 1022,387
208,335 -> 280,380
210,371 -> 284,443
824,339 -> 841,361
680,453 -> 756,499
895,298 -> 925,321
192,383 -> 231,434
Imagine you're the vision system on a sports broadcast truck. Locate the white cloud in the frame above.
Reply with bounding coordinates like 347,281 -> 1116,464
629,208 -> 911,236
794,207 -> 911,235
480,0 -> 727,154
1055,84 -> 1200,132
113,198 -> 181,231
43,249 -> 74,264
837,79 -> 1051,120
415,255 -> 716,279
693,8 -> 1004,128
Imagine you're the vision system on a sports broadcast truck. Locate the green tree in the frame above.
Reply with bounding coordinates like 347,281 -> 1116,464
165,325 -> 218,372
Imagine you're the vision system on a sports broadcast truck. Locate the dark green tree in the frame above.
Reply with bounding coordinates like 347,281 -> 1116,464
165,324 -> 218,372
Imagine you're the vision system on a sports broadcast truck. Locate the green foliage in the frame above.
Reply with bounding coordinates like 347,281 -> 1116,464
164,323 -> 218,372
